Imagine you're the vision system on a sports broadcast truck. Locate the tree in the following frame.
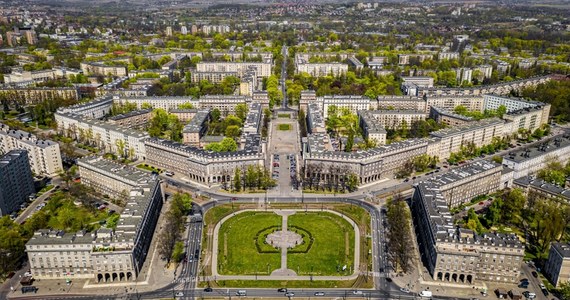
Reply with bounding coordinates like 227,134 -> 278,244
465,208 -> 485,234
346,173 -> 359,192
558,281 -> 570,300
115,139 -> 125,158
211,108 -> 221,122
225,125 -> 241,139
501,189 -> 526,224
171,241 -> 185,263
233,168 -> 242,192
205,137 -> 237,152
178,102 -> 194,109
235,103 -> 248,122
386,195 -> 413,273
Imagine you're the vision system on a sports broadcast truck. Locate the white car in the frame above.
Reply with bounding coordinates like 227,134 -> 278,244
400,288 -> 411,293
175,292 -> 184,297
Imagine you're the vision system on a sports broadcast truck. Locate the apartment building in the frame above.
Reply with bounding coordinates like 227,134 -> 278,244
296,62 -> 348,77
26,158 -> 163,282
170,109 -> 198,123
307,103 -> 326,134
80,62 -> 128,77
144,134 -> 264,185
438,51 -> 460,60
0,87 -> 79,104
303,138 -> 428,185
429,107 -> 474,127
359,110 -> 387,145
475,65 -> 493,80
183,110 -> 210,146
425,95 -> 485,112
375,96 -> 427,112
57,96 -> 113,119
0,150 -> 34,216
108,109 -> 152,129
412,162 -> 524,284
196,62 -> 271,77
402,77 -> 434,88
456,68 -> 473,84
502,134 -> 570,179
78,156 -> 153,199
427,160 -> 504,208
320,95 -> 370,118
429,118 -> 505,160
418,76 -> 550,97
513,176 -> 570,202
198,95 -> 249,116
502,105 -> 549,134
242,102 -> 262,135
484,94 -> 547,114
544,243 -> 570,287
0,123 -> 63,177
54,112 -> 148,160
114,96 -> 197,111
190,71 -> 239,83
299,90 -> 317,112
368,110 -> 427,130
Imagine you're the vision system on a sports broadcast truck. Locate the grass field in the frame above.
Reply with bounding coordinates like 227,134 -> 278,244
278,124 -> 292,131
218,212 -> 282,275
287,212 -> 355,276
277,113 -> 291,118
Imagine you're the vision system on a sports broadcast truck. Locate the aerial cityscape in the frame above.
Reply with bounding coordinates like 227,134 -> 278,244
0,0 -> 569,299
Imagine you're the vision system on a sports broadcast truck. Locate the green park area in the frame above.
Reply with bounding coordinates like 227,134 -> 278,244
218,212 -> 282,275
277,123 -> 292,131
287,212 -> 355,276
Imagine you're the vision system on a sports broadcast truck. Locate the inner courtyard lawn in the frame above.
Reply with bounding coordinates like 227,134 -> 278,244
287,212 -> 355,276
217,212 -> 281,275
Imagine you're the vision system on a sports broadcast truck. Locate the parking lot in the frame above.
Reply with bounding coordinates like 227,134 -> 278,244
269,117 -> 300,196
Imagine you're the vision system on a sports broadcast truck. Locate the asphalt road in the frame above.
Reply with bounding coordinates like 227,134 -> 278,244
281,45 -> 288,109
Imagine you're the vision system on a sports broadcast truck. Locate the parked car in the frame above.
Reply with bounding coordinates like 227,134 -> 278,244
532,271 -> 538,278
400,288 -> 411,293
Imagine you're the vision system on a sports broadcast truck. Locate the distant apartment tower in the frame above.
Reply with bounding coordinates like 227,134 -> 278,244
0,123 -> 63,176
166,26 -> 173,37
181,26 -> 188,35
544,243 -> 570,288
0,150 -> 35,216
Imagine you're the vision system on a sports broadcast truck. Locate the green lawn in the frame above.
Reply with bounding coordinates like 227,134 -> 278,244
287,212 -> 355,276
218,212 -> 282,275
278,124 -> 291,131
277,113 -> 290,118
136,163 -> 162,173
204,205 -> 236,227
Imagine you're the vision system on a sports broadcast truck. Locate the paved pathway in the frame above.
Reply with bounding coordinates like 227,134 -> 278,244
270,210 -> 297,276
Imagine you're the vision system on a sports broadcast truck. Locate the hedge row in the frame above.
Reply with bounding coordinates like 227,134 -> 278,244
254,225 -> 281,253
288,225 -> 314,254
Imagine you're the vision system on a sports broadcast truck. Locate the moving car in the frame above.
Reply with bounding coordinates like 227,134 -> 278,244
285,292 -> 295,297
204,287 -> 213,292
314,292 -> 325,296
278,288 -> 287,292
400,288 -> 411,293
